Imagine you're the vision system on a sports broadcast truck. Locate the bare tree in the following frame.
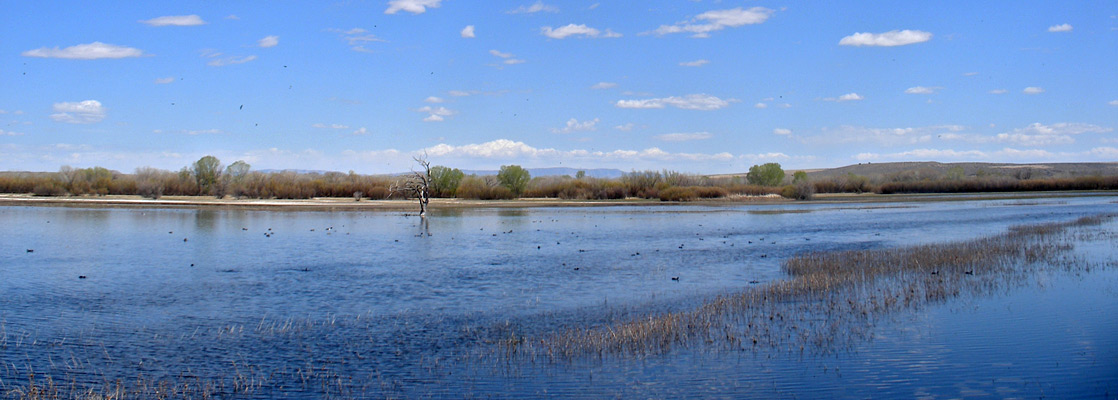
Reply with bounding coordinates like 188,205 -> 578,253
396,154 -> 432,216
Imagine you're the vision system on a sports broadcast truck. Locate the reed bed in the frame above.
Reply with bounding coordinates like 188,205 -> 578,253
507,214 -> 1115,360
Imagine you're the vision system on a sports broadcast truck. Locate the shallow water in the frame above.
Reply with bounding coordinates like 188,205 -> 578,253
1,195 -> 1115,398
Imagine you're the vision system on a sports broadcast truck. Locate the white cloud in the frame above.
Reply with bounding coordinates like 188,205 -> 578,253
656,132 -> 712,142
154,77 -> 175,84
312,123 -> 350,129
653,7 -> 773,38
1048,23 -> 1073,33
423,139 -> 735,162
258,35 -> 279,48
1109,100 -> 1118,106
385,0 -> 442,14
591,82 -> 617,90
614,123 -> 636,131
22,42 -> 144,59
425,96 -> 445,103
1,129 -> 23,136
207,55 -> 257,67
823,93 -> 863,102
417,106 -> 456,122
50,100 -> 106,124
963,72 -> 980,76
139,15 -> 206,26
989,89 -> 1008,94
448,90 -> 472,97
905,86 -> 941,94
800,125 -> 964,146
507,1 -> 558,14
773,128 -> 792,135
679,59 -> 709,67
552,118 -> 600,134
1022,87 -> 1045,94
994,122 -> 1111,146
329,28 -> 387,52
615,94 -> 737,110
541,24 -> 621,39
489,49 -> 512,58
754,103 -> 767,109
1090,147 -> 1118,157
461,25 -> 475,38
152,128 -> 223,135
225,14 -> 239,20
839,30 -> 933,47
352,127 -> 369,135
856,148 -> 987,161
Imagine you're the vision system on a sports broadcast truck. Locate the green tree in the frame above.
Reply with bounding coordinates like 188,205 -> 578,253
792,170 -> 808,183
429,165 -> 464,197
575,170 -> 586,180
191,155 -> 223,196
497,165 -> 531,197
747,163 -> 785,187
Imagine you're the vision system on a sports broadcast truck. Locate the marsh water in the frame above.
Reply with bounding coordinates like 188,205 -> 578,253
2,195 -> 1116,398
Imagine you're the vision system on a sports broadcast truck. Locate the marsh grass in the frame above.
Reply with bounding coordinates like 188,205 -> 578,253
504,214 -> 1115,360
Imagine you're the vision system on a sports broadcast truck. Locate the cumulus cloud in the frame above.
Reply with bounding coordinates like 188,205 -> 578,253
839,30 -> 932,47
22,42 -> 144,59
754,103 -> 768,109
258,35 -> 279,48
1048,23 -> 1073,32
329,28 -> 387,52
352,127 -> 369,135
1109,100 -> 1118,106
423,139 -> 734,162
652,7 -> 773,38
552,118 -> 599,134
488,49 -> 524,66
507,1 -> 558,14
679,59 -> 709,67
656,132 -> 712,142
461,25 -> 475,38
823,93 -> 863,102
540,24 -> 621,39
799,125 -> 964,146
773,128 -> 792,135
425,96 -> 445,103
615,94 -> 737,110
139,15 -> 206,26
154,77 -> 175,84
614,123 -> 636,131
50,100 -> 106,124
591,82 -> 617,90
905,86 -> 941,94
994,122 -> 1111,146
989,89 -> 1008,94
1022,87 -> 1045,94
417,106 -> 456,122
385,0 -> 442,14
1,129 -> 23,136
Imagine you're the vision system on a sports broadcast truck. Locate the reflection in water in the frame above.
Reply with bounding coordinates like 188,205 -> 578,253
0,197 -> 1115,398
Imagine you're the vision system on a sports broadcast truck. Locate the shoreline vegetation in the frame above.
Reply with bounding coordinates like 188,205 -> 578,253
4,213 -> 1113,399
502,213 -> 1115,360
1,158 -> 1116,209
1,190 -> 1116,211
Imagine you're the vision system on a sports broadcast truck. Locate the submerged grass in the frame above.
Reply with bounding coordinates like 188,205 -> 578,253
506,213 -> 1115,360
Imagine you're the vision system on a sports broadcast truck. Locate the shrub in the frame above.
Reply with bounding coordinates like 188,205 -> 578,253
658,187 -> 697,201
33,182 -> 66,197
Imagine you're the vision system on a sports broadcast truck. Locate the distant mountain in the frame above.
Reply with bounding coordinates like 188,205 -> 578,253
461,167 -> 626,179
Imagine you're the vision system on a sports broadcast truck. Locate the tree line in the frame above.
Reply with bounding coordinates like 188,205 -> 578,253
0,157 -> 1114,201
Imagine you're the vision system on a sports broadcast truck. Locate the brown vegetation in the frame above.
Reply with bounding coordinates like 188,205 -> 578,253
504,214 -> 1113,359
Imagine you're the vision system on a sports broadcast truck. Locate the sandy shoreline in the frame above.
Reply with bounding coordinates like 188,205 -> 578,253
0,191 -> 1113,211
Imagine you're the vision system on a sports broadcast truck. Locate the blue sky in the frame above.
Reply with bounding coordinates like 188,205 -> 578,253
2,1 -> 1116,174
